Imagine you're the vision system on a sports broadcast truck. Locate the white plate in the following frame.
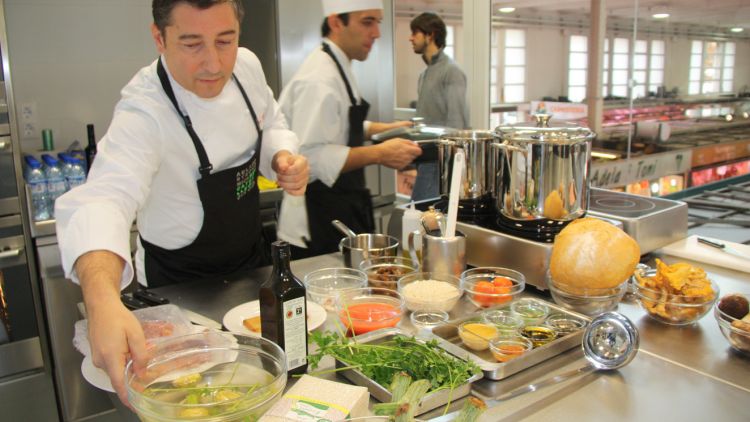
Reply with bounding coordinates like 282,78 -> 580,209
222,300 -> 327,336
81,355 -> 114,393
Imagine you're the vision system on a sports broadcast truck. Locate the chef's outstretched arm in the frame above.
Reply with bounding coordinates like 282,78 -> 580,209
365,120 -> 413,138
341,139 -> 422,173
75,250 -> 148,407
273,150 -> 309,196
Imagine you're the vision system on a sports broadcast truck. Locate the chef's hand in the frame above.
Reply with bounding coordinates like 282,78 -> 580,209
375,138 -> 422,170
273,151 -> 309,196
88,301 -> 148,407
76,250 -> 147,407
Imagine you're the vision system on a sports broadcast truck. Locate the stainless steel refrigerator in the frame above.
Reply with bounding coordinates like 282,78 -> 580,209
0,1 -> 59,419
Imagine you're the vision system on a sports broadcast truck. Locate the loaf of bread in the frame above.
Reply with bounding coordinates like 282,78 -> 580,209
549,217 -> 640,293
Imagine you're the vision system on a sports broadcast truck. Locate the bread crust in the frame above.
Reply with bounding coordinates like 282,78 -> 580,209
550,218 -> 640,292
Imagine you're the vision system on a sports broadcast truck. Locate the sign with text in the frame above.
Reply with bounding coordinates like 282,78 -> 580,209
590,150 -> 693,188
530,101 -> 588,120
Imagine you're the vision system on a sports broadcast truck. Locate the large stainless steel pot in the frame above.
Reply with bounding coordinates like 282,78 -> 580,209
438,130 -> 495,201
492,114 -> 594,221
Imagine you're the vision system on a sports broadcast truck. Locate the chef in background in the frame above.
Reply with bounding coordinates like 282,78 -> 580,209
55,0 -> 308,405
277,0 -> 422,257
409,11 -> 469,201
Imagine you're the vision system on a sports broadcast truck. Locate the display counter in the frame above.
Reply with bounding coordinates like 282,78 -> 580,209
143,252 -> 750,421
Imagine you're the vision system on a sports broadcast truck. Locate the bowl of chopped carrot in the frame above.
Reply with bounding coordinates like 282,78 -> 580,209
460,267 -> 525,309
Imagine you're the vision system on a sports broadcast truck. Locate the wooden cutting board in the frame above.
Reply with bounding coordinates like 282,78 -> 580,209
657,235 -> 750,274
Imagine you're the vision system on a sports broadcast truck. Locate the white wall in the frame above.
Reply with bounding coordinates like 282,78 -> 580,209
525,28 -> 567,101
5,0 -> 155,153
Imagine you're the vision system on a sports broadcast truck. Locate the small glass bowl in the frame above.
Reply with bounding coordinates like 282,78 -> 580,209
715,294 -> 750,355
304,268 -> 367,312
521,325 -> 558,348
457,321 -> 498,351
481,309 -> 524,338
635,278 -> 719,326
545,314 -> 587,337
397,272 -> 462,313
336,287 -> 405,335
546,273 -> 627,317
460,267 -> 525,308
489,336 -> 533,363
359,256 -> 419,289
511,298 -> 549,325
410,310 -> 449,329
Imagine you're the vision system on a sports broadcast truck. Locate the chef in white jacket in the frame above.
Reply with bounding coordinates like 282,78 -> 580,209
55,0 -> 308,405
277,0 -> 422,257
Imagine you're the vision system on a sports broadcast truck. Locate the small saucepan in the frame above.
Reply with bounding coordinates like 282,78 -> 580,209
333,220 -> 399,269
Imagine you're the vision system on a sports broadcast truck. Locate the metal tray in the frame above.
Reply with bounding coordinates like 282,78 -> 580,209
427,298 -> 590,381
333,327 -> 483,415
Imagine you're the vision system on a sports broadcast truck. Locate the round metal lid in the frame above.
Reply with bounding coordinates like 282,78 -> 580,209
494,113 -> 596,145
582,312 -> 639,370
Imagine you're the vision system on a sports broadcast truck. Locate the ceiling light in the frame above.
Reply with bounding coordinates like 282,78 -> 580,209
652,13 -> 670,19
730,27 -> 744,33
651,5 -> 669,19
498,7 -> 516,13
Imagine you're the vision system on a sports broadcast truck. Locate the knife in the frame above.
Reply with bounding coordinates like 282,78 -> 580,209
181,308 -> 223,330
697,237 -> 750,261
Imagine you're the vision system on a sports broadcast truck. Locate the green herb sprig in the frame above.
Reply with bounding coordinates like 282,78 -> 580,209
308,331 -> 480,393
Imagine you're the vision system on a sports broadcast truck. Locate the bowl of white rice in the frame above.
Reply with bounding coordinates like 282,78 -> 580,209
397,272 -> 462,313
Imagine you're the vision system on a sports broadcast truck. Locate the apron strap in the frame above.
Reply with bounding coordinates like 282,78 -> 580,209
321,43 -> 357,107
157,57 -> 213,177
232,74 -> 263,170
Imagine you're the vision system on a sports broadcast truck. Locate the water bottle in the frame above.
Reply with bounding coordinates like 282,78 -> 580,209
65,156 -> 86,190
24,155 -> 50,221
58,153 -> 74,191
41,154 -> 66,218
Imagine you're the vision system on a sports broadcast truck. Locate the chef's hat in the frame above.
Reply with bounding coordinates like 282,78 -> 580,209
322,0 -> 383,16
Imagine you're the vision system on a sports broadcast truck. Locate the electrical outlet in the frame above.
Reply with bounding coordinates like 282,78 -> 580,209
20,102 -> 37,122
22,122 -> 36,139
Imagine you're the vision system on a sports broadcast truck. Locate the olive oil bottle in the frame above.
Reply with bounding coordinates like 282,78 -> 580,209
259,241 -> 308,375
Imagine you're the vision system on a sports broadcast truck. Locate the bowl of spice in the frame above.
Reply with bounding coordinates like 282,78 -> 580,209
359,256 -> 419,289
510,298 -> 549,325
397,272 -> 462,313
489,336 -> 533,363
336,287 -> 405,335
457,321 -> 498,351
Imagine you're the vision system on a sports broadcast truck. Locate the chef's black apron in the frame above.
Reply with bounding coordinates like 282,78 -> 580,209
140,58 -> 264,287
304,43 -> 375,255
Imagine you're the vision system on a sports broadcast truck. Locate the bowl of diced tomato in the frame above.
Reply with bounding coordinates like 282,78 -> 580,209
460,267 -> 525,308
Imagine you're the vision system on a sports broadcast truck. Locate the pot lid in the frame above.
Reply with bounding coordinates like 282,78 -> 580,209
440,129 -> 494,143
494,113 -> 596,145
370,117 -> 455,142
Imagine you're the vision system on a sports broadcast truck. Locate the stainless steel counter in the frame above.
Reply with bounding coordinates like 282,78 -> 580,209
149,252 -> 750,421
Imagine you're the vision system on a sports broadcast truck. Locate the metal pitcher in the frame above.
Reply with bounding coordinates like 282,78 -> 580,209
492,114 -> 594,222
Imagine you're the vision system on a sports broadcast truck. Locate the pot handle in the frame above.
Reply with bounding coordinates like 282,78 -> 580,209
491,142 -> 528,155
407,230 -> 421,265
438,139 -> 458,146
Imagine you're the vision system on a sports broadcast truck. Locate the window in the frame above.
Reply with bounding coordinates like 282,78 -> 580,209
649,40 -> 665,94
568,36 -> 665,102
503,29 -> 526,103
444,25 -> 456,59
490,30 -> 499,103
567,35 -> 587,103
690,40 -> 735,95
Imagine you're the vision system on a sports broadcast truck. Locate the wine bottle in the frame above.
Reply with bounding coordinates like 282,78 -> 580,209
259,241 -> 308,375
85,124 -> 97,174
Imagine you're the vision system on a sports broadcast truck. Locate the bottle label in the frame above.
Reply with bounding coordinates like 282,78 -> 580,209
282,296 -> 307,370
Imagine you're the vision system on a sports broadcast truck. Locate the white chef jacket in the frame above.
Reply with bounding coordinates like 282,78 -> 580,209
276,38 -> 370,248
55,48 -> 299,288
